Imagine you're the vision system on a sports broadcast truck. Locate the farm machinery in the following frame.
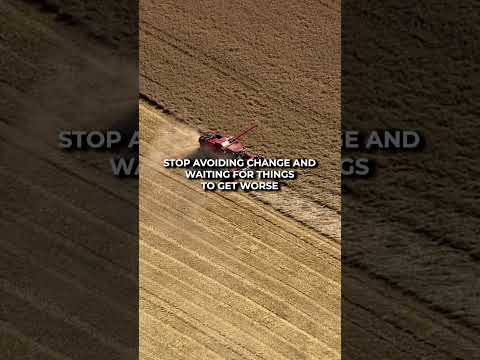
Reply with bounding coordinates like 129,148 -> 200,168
198,124 -> 264,174
199,124 -> 258,161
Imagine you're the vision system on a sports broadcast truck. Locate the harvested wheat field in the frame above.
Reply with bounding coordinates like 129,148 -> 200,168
139,1 -> 342,359
139,102 -> 341,359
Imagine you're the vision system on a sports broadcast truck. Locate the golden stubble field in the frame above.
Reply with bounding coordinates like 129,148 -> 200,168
139,102 -> 341,359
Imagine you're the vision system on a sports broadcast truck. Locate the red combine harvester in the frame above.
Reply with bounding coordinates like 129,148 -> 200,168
199,124 -> 257,160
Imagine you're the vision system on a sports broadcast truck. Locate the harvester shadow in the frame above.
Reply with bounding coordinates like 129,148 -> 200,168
183,149 -> 231,172
185,149 -> 210,162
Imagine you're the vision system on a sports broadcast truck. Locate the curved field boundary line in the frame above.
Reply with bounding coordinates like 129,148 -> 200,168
141,154 -> 340,256
139,130 -> 340,251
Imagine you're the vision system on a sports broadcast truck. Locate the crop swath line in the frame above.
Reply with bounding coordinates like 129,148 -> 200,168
143,119 -> 480,314
139,149 -> 339,253
346,256 -> 480,337
141,175 -> 340,304
344,271 -> 480,359
141,156 -> 340,265
140,220 -> 339,350
142,177 -> 340,290
0,165 -> 136,251
139,83 -> 340,219
0,207 -> 136,281
141,310 -> 224,360
141,225 -> 338,345
0,245 -> 139,353
140,262 -> 316,360
141,260 -> 322,360
146,157 -> 480,352
139,78 -> 340,217
343,297 -> 462,360
0,133 -> 137,212
140,244 -> 337,358
140,199 -> 339,322
141,291 -> 253,360
349,267 -> 480,342
141,165 -> 340,274
145,160 -> 340,255
139,102 -> 476,352
141,294 -> 250,360
140,327 -> 184,360
0,232 -> 136,322
0,112 -> 137,207
140,334 -> 179,360
139,221 -> 342,342
141,287 -> 269,360
0,277 -> 135,357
